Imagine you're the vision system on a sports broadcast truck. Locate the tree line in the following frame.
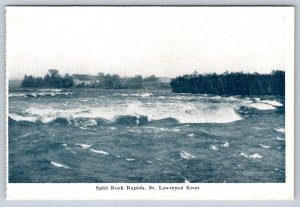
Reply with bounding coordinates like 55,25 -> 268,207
21,69 -> 169,89
96,73 -> 144,89
170,70 -> 285,96
21,69 -> 74,88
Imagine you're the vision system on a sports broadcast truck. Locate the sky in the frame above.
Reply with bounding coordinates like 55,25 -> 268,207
6,7 -> 293,79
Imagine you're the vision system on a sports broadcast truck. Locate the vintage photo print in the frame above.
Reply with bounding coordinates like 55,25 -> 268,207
6,6 -> 294,200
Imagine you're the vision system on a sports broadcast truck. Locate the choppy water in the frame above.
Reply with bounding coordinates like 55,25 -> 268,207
8,89 -> 285,183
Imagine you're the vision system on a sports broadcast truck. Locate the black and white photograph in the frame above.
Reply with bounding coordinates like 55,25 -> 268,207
5,6 -> 294,199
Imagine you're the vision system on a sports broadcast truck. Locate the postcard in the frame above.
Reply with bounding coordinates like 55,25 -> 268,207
6,6 -> 294,200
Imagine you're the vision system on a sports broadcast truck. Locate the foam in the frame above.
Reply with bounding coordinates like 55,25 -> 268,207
180,151 -> 195,159
9,113 -> 38,122
187,133 -> 194,138
249,153 -> 263,159
184,178 -> 190,183
126,158 -> 135,161
76,143 -> 91,149
275,137 -> 285,141
240,152 -> 263,159
260,144 -> 271,149
260,100 -> 283,107
90,149 -> 109,155
9,93 -> 26,98
119,92 -> 153,97
223,142 -> 229,147
249,103 -> 276,110
275,128 -> 285,133
211,145 -> 219,151
51,161 -> 70,169
9,89 -> 72,98
240,153 -> 249,158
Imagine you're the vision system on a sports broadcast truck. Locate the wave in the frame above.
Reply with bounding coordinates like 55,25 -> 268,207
248,103 -> 276,110
275,128 -> 285,133
249,153 -> 263,159
9,113 -> 109,128
9,93 -> 26,98
240,152 -> 263,159
9,113 -> 38,123
222,142 -> 229,147
260,100 -> 283,107
126,158 -> 135,161
180,151 -> 195,159
76,143 -> 92,149
9,99 -> 244,125
50,161 -> 70,169
9,89 -> 73,98
9,93 -> 283,125
184,178 -> 190,183
114,115 -> 148,125
239,98 -> 283,111
90,149 -> 109,155
259,144 -> 271,149
118,92 -> 153,97
275,137 -> 285,141
210,145 -> 218,151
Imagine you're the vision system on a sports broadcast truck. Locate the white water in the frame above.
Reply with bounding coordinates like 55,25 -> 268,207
90,149 -> 109,155
10,101 -> 243,124
126,158 -> 135,161
223,142 -> 229,147
260,100 -> 283,107
240,152 -> 263,159
248,103 -> 276,110
51,161 -> 70,169
275,128 -> 285,133
76,143 -> 92,149
180,151 -> 195,159
211,145 -> 219,151
9,93 -> 283,124
260,144 -> 271,149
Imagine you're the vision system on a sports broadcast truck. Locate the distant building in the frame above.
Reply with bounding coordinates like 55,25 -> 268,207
72,74 -> 98,86
158,77 -> 171,83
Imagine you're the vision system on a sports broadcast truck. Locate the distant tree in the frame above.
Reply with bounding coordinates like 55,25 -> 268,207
21,75 -> 35,88
62,73 -> 74,88
43,73 -> 51,87
144,75 -> 159,82
111,74 -> 121,89
125,75 -> 143,89
97,72 -> 106,88
48,69 -> 63,88
48,69 -> 59,77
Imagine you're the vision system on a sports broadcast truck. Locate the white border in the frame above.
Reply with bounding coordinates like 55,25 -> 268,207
5,6 -> 295,200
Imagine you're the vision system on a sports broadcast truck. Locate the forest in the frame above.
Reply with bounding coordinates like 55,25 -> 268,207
170,70 -> 285,96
